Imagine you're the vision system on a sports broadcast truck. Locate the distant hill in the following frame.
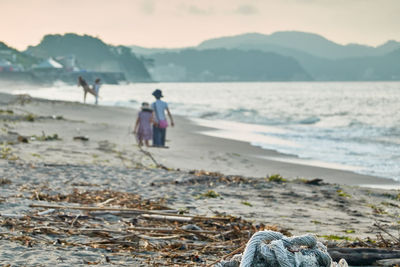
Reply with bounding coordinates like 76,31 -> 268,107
130,45 -> 185,56
197,31 -> 400,60
147,49 -> 311,82
0,42 -> 39,69
132,31 -> 400,81
330,48 -> 400,80
26,34 -> 151,82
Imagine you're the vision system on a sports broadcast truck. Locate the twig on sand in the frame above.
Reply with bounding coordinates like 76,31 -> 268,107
140,213 -> 193,223
29,203 -> 232,221
206,243 -> 246,267
69,214 -> 80,229
96,197 -> 116,207
139,147 -> 169,170
127,226 -> 219,235
374,222 -> 400,244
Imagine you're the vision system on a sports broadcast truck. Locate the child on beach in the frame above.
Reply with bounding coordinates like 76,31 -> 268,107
92,78 -> 101,105
133,102 -> 154,147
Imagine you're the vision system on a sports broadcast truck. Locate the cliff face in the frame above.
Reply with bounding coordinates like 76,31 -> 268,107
26,34 -> 152,82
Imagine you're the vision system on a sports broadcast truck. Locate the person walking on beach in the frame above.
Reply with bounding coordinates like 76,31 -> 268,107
78,76 -> 97,103
133,102 -> 154,147
92,78 -> 101,105
151,89 -> 174,147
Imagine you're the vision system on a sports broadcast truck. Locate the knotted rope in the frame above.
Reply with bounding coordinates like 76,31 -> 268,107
215,230 -> 348,267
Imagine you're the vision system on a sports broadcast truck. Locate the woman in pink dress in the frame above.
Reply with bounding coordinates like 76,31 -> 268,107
133,102 -> 154,147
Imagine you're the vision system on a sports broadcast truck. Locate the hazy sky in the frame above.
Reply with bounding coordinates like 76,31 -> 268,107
1,0 -> 400,50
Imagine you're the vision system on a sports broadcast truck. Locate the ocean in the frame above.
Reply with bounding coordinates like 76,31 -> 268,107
10,81 -> 400,181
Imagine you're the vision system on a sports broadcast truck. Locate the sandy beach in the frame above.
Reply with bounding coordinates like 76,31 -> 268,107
1,92 -> 400,265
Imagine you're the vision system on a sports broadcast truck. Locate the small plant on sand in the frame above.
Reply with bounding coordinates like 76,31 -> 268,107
267,174 -> 287,183
196,190 -> 220,199
54,115 -> 64,120
320,235 -> 352,241
381,201 -> 400,208
178,208 -> 189,214
0,109 -> 13,114
0,144 -> 19,161
337,189 -> 351,198
367,204 -> 387,214
25,113 -> 35,122
241,201 -> 253,207
1,144 -> 12,159
344,229 -> 355,234
32,133 -> 61,141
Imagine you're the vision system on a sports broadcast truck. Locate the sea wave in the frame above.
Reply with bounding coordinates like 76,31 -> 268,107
298,116 -> 320,125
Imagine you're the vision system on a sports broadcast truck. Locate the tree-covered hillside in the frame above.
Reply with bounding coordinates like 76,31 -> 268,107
0,42 -> 39,69
26,34 -> 151,82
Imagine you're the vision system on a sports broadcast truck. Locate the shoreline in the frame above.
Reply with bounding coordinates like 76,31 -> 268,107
149,114 -> 399,188
2,91 -> 399,188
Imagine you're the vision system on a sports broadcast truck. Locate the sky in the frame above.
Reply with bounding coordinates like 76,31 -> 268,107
1,0 -> 400,50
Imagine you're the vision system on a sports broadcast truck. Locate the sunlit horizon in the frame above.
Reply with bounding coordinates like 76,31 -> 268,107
1,0 -> 399,50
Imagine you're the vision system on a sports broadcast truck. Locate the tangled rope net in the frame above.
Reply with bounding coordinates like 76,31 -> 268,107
216,231 -> 348,267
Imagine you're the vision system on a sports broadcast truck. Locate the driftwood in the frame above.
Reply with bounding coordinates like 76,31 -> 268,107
73,136 -> 89,141
127,226 -> 219,235
0,213 -> 26,219
37,209 -> 55,216
375,258 -> 400,266
207,244 -> 246,267
29,203 -> 231,221
88,209 -> 179,217
140,214 -> 193,223
328,247 -> 400,266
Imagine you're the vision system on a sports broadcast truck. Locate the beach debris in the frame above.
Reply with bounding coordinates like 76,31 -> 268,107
214,230 -> 347,267
139,146 -> 169,170
37,209 -> 56,216
24,113 -> 35,122
51,115 -> 64,120
30,132 -> 61,141
73,135 -> 89,141
328,247 -> 400,266
0,188 -> 288,265
304,178 -> 325,185
266,174 -> 287,183
375,258 -> 400,266
197,190 -> 220,199
17,135 -> 29,143
0,178 -> 12,185
170,170 -> 257,187
0,213 -> 26,219
0,144 -> 18,160
0,109 -> 14,114
241,201 -> 252,207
